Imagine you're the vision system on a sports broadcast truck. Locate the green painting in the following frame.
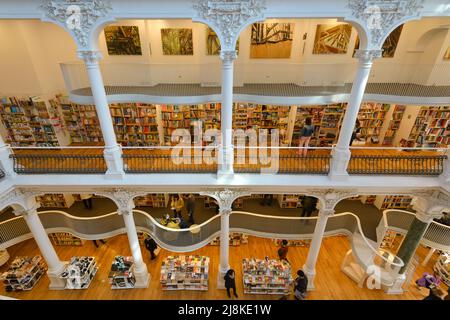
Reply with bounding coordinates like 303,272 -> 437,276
161,28 -> 194,55
206,27 -> 239,55
104,26 -> 142,55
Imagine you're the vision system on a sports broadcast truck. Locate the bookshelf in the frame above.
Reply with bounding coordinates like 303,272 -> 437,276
272,239 -> 311,247
36,193 -> 75,208
0,96 -> 60,147
357,102 -> 390,144
433,252 -> 450,287
382,105 -> 406,146
58,96 -> 104,144
134,193 -> 169,207
373,195 -> 413,210
161,104 -> 192,146
379,230 -> 399,248
277,194 -> 303,209
109,256 -> 136,289
209,233 -> 248,246
0,255 -> 46,292
160,255 -> 209,291
49,233 -> 85,246
318,104 -> 345,147
242,258 -> 293,295
408,106 -> 449,147
59,256 -> 98,290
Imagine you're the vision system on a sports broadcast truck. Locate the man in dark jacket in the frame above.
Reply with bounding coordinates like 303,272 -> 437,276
301,196 -> 317,218
186,194 -> 196,224
224,269 -> 238,298
144,235 -> 158,260
294,269 -> 308,300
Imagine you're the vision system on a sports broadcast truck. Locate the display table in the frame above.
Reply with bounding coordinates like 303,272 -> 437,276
59,256 -> 98,290
0,255 -> 46,292
160,255 -> 209,291
109,256 -> 136,289
242,258 -> 293,295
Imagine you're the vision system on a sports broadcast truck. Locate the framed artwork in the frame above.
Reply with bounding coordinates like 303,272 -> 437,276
250,23 -> 294,58
161,28 -> 194,55
313,24 -> 352,54
206,27 -> 239,55
104,26 -> 142,55
444,47 -> 450,60
382,24 -> 403,58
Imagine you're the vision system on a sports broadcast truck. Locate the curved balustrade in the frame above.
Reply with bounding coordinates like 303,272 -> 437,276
380,209 -> 450,252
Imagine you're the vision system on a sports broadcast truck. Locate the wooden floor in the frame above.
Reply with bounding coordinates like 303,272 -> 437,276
0,234 -> 446,300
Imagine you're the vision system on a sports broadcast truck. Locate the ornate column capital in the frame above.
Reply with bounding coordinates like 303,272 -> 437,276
346,0 -> 424,50
200,188 -> 251,212
77,50 -> 103,66
40,0 -> 115,50
354,49 -> 382,63
95,188 -> 144,215
219,50 -> 238,63
193,0 -> 266,52
307,188 -> 359,211
0,188 -> 39,213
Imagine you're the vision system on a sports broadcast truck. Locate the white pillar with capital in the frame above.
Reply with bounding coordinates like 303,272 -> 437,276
218,50 -> 237,176
329,49 -> 381,180
12,201 -> 66,290
217,207 -> 231,288
0,134 -> 15,178
118,208 -> 150,288
78,50 -> 124,178
303,207 -> 335,291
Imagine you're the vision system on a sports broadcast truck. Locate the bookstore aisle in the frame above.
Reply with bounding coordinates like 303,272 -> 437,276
0,234 -> 444,300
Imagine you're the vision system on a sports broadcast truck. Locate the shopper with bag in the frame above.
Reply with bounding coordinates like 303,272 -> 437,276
294,269 -> 308,300
297,118 -> 315,157
144,235 -> 158,261
278,240 -> 289,263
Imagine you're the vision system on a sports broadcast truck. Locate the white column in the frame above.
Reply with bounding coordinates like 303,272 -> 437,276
78,50 -> 124,178
329,49 -> 381,180
0,140 -> 15,178
217,208 -> 231,288
13,205 -> 66,290
218,51 -> 237,175
303,208 -> 334,290
120,209 -> 150,288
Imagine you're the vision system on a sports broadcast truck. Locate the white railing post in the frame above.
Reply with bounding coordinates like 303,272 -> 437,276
78,51 -> 125,178
303,208 -> 335,290
218,51 -> 237,176
11,200 -> 66,290
329,50 -> 381,180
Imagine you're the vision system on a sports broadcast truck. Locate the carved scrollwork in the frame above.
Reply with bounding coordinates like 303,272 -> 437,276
95,188 -> 146,214
193,0 -> 266,51
306,188 -> 359,211
0,188 -> 40,213
200,188 -> 251,213
40,0 -> 114,50
346,0 -> 424,50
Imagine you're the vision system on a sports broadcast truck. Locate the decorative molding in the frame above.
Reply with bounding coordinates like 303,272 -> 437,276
0,188 -> 39,212
39,0 -> 114,49
306,188 -> 359,210
354,49 -> 382,62
219,50 -> 238,62
193,0 -> 266,51
95,188 -> 145,213
347,0 -> 424,49
77,50 -> 103,64
200,188 -> 251,212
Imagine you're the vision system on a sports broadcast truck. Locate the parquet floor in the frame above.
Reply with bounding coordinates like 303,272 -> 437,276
0,234 -> 446,300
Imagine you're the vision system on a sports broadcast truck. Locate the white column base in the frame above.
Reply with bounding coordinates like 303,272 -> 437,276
329,148 -> 351,181
217,265 -> 229,289
383,273 -> 406,295
302,264 -> 316,291
103,145 -> 125,179
47,264 -> 67,290
134,264 -> 151,288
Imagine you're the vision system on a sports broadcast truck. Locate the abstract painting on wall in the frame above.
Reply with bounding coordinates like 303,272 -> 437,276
250,23 -> 294,58
161,28 -> 193,55
206,27 -> 239,55
381,24 -> 403,58
444,47 -> 450,60
313,24 -> 352,54
104,26 -> 142,55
